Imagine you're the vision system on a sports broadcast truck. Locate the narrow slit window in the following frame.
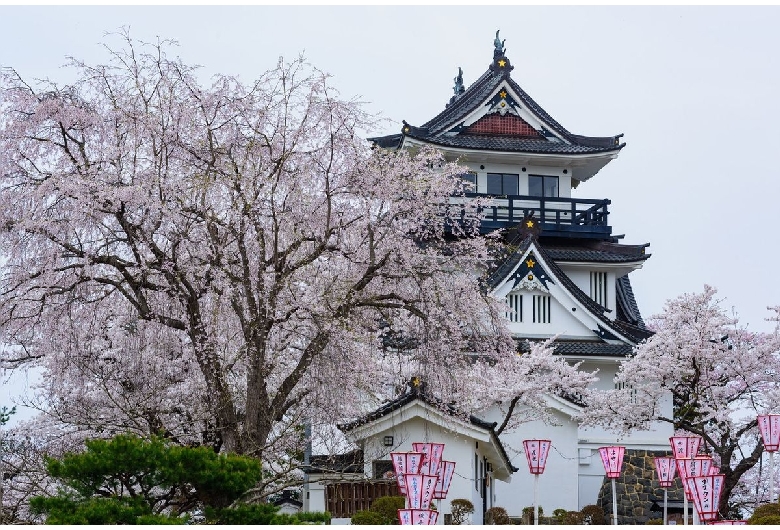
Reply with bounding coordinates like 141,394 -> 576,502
590,271 -> 608,308
506,293 -> 523,323
532,295 -> 551,323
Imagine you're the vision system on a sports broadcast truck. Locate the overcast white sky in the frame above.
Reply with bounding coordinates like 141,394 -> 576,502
2,6 -> 780,417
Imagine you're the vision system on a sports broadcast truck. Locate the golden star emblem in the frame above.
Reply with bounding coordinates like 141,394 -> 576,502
526,258 -> 536,268
403,127 -> 410,133
526,220 -> 534,228
499,90 -> 507,99
498,59 -> 506,67
412,377 -> 420,387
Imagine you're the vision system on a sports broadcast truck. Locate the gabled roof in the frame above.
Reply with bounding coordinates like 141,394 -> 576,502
339,379 -> 518,475
485,223 -> 651,346
369,35 -> 624,161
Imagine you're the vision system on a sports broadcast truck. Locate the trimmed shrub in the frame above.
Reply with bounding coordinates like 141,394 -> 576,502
485,506 -> 511,524
450,499 -> 475,525
371,496 -> 406,524
581,504 -> 605,525
351,510 -> 388,525
522,505 -> 543,525
563,510 -> 586,525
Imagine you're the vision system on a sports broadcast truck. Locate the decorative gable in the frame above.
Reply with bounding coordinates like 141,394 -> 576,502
464,114 -> 543,138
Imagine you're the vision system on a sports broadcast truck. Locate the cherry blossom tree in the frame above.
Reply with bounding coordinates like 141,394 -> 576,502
0,33 -> 600,515
0,32 -> 497,453
583,285 -> 780,515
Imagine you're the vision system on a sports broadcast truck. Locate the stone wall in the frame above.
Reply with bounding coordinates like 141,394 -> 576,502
597,449 -> 685,525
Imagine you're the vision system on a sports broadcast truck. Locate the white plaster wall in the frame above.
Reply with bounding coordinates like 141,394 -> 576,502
304,479 -> 327,513
480,406 -> 580,516
461,161 -> 572,197
359,416 -> 502,525
494,282 -> 604,341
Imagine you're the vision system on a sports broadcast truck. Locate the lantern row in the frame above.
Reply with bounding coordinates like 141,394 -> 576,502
391,442 -> 456,525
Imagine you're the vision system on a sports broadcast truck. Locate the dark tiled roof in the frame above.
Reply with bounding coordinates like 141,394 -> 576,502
611,318 -> 653,343
305,449 -> 364,474
370,133 -> 403,149
484,235 -> 534,291
519,340 -> 634,358
338,380 -> 518,473
545,244 -> 650,264
615,275 -> 647,329
368,52 -> 624,155
485,230 -> 650,345
403,134 -> 618,154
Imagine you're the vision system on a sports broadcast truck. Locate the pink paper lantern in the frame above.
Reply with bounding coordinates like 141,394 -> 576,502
412,443 -> 446,475
654,456 -> 677,487
757,414 -> 780,452
677,456 -> 714,501
598,446 -> 625,479
686,474 -> 724,522
433,460 -> 455,499
398,509 -> 439,525
391,452 -> 424,496
523,439 -> 552,475
404,474 -> 438,510
670,435 -> 702,459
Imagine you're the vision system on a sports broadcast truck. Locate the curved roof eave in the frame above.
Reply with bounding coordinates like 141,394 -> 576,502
401,134 -> 625,158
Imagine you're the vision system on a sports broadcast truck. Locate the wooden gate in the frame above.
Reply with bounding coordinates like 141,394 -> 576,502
325,480 -> 399,518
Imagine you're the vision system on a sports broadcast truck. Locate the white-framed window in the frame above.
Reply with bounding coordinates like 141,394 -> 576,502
590,271 -> 608,308
532,295 -> 551,324
506,293 -> 523,323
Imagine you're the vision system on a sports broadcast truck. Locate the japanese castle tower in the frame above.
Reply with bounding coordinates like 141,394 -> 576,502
306,34 -> 673,524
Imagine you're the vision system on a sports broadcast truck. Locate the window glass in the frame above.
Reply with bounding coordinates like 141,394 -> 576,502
502,174 -> 518,195
486,173 -> 518,195
529,175 -> 543,196
486,173 -> 503,195
460,172 -> 477,191
544,177 -> 558,197
529,175 -> 559,197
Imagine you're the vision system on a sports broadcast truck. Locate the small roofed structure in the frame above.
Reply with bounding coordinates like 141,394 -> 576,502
302,378 -> 517,524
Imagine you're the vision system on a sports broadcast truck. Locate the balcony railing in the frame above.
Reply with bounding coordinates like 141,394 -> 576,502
456,193 -> 612,238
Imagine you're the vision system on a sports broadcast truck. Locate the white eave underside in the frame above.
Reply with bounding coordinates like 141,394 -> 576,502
400,137 -> 621,183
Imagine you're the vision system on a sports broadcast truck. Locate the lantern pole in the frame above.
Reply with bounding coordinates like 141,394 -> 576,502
599,446 -> 624,526
611,477 -> 618,525
771,451 -> 776,504
663,487 -> 668,526
654,457 -> 676,526
534,473 -> 539,526
522,440 -> 550,527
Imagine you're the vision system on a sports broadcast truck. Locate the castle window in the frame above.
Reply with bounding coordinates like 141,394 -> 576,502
529,175 -> 559,197
532,295 -> 551,324
506,293 -> 523,323
460,171 -> 477,191
486,173 -> 519,195
590,271 -> 608,308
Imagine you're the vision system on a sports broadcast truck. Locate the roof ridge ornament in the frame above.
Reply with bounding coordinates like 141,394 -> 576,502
490,30 -> 513,74
453,67 -> 465,96
493,30 -> 506,59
